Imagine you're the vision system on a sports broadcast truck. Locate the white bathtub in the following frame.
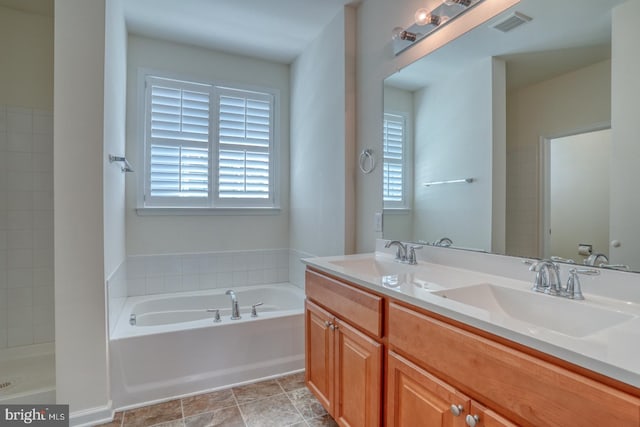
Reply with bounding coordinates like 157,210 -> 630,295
110,283 -> 305,409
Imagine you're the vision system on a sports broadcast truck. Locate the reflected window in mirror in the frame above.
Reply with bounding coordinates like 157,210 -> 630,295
383,113 -> 410,210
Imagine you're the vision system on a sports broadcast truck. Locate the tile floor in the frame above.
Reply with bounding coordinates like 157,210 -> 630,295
97,372 -> 338,427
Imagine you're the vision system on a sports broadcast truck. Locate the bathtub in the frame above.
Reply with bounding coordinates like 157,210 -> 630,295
110,283 -> 305,409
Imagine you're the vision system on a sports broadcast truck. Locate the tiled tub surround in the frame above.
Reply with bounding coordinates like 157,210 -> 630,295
99,372 -> 337,427
127,250 -> 291,296
110,283 -> 305,408
107,249 -> 294,336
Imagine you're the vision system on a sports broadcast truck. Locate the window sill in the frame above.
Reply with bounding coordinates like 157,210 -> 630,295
136,207 -> 282,216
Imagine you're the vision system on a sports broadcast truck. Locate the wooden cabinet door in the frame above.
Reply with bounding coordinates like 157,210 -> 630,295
333,318 -> 382,427
305,300 -> 334,413
467,402 -> 518,427
387,351 -> 469,427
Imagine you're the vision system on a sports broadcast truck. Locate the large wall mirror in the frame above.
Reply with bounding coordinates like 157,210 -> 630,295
382,0 -> 640,271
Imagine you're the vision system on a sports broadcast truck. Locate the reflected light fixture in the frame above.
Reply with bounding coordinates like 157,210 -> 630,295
392,26 -> 417,42
414,9 -> 444,26
392,0 -> 485,55
443,0 -> 473,6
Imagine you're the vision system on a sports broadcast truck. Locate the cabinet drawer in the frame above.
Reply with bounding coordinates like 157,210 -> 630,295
306,269 -> 383,338
388,302 -> 640,427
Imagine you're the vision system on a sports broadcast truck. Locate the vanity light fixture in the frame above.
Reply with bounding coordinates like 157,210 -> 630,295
392,0 -> 485,55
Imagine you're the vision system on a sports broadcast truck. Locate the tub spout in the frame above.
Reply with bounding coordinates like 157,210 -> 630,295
226,290 -> 241,320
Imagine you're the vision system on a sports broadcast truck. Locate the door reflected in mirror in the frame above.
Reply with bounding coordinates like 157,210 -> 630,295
382,0 -> 640,272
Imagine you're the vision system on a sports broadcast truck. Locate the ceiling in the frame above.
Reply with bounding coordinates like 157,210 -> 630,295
385,0 -> 627,91
0,0 -> 52,16
124,0 -> 356,64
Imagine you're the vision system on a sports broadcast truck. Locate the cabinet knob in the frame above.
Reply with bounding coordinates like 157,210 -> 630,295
330,324 -> 339,331
465,414 -> 480,427
324,320 -> 332,327
450,404 -> 464,416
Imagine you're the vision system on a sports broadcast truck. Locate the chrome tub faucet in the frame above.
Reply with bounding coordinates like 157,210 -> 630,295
225,290 -> 241,320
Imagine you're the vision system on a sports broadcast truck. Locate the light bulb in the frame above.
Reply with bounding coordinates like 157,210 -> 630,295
414,8 -> 432,26
391,26 -> 405,41
391,26 -> 417,42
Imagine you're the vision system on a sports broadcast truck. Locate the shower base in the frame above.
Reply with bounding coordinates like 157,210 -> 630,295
0,343 -> 55,404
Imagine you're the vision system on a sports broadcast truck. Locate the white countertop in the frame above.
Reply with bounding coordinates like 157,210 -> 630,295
303,250 -> 640,389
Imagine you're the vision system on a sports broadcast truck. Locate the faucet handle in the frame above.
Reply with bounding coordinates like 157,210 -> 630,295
566,268 -> 599,300
251,302 -> 264,317
207,308 -> 221,322
407,245 -> 423,265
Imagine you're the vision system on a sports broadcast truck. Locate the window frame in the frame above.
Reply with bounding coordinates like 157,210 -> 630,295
136,69 -> 280,214
383,112 -> 411,211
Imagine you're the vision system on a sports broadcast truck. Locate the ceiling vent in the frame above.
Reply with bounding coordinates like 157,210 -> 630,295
491,12 -> 532,32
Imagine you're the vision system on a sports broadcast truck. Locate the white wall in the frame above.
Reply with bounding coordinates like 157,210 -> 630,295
104,0 -> 127,281
355,0 -> 519,252
125,35 -> 291,256
289,7 -> 356,264
412,58 -> 498,251
0,6 -> 53,110
54,0 -> 110,421
610,0 -> 640,268
0,6 -> 54,350
506,60 -> 611,258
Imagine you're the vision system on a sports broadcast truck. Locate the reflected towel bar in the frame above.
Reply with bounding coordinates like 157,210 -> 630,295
423,178 -> 473,187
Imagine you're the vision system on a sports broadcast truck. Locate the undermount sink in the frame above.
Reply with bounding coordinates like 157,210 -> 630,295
328,257 -> 415,277
433,283 -> 634,338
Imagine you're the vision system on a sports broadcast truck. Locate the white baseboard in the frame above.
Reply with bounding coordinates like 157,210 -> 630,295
69,401 -> 114,427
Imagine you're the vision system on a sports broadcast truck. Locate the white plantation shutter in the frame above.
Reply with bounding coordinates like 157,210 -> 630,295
145,77 -> 211,205
149,145 -> 208,198
142,75 -> 277,209
383,113 -> 406,208
216,88 -> 273,203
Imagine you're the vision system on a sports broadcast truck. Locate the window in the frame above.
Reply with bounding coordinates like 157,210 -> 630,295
142,75 -> 277,210
383,113 -> 408,209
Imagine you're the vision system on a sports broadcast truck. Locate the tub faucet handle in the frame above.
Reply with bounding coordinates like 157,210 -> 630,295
207,308 -> 221,322
251,302 -> 264,317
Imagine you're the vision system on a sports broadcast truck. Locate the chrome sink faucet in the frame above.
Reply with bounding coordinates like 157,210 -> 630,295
584,252 -> 609,266
385,240 -> 408,262
384,240 -> 422,265
529,260 -> 562,295
225,290 -> 241,320
526,260 -> 599,300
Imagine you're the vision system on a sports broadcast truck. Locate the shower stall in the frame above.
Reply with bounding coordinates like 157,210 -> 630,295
0,2 -> 56,404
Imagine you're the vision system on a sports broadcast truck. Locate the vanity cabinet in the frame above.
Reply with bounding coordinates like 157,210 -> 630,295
304,267 -> 640,427
387,350 -> 470,427
388,301 -> 640,427
305,270 -> 383,427
386,351 -> 516,427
